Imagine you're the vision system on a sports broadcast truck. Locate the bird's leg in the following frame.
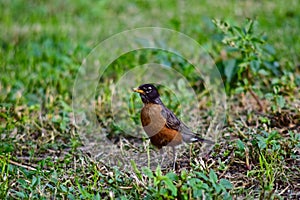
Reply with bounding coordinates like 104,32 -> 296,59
172,146 -> 177,170
159,148 -> 164,167
189,144 -> 193,165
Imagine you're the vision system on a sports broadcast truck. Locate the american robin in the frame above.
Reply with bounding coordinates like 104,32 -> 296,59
133,83 -> 214,168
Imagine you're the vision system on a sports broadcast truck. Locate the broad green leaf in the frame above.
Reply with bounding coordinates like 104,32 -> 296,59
181,170 -> 187,180
166,171 -> 178,181
30,176 -> 38,187
155,165 -> 162,178
164,179 -> 177,196
276,95 -> 286,108
193,189 -> 203,198
234,86 -> 245,94
264,44 -> 276,55
60,184 -> 68,193
250,60 -> 260,73
223,59 -> 237,83
213,182 -> 222,194
256,135 -> 267,149
219,179 -> 233,189
142,167 -> 154,178
258,69 -> 270,76
15,191 -> 27,198
94,193 -> 101,200
236,139 -> 245,151
223,192 -> 233,200
201,183 -> 210,190
209,169 -> 218,183
245,19 -> 254,34
0,142 -> 14,153
268,130 -> 279,141
188,178 -> 202,186
195,172 -> 209,181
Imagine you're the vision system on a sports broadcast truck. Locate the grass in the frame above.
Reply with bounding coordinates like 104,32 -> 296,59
1,0 -> 300,199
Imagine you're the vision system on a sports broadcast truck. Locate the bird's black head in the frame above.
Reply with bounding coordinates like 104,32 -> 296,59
133,83 -> 162,104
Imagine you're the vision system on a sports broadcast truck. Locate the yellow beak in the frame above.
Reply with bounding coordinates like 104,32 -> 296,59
133,88 -> 145,94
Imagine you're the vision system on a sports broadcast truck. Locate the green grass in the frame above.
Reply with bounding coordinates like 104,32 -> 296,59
1,0 -> 300,199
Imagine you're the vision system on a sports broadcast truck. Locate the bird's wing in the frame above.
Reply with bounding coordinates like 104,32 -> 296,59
161,105 -> 214,144
178,123 -> 199,142
160,106 -> 181,131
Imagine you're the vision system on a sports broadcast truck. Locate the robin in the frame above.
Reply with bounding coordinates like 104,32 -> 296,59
133,83 -> 214,168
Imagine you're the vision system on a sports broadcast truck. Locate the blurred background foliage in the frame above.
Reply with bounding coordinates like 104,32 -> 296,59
1,0 -> 300,106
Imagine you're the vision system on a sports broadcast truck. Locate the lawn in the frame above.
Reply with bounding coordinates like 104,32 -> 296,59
1,0 -> 299,199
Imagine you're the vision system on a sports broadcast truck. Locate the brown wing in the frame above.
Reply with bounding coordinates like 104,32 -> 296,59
161,105 -> 214,144
160,106 -> 181,131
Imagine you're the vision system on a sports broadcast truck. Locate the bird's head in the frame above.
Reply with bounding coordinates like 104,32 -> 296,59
133,83 -> 161,104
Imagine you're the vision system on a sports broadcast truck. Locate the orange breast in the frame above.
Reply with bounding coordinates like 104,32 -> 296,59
141,103 -> 183,148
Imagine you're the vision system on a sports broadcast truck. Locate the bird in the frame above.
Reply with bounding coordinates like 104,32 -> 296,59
133,83 -> 214,169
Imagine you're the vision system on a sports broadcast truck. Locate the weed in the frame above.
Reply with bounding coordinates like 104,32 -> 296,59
213,19 -> 281,111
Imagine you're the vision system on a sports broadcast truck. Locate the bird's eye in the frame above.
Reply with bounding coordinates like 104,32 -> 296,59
145,89 -> 152,93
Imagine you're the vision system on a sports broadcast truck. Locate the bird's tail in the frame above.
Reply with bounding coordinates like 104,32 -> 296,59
194,136 -> 215,145
180,124 -> 215,144
183,133 -> 214,145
